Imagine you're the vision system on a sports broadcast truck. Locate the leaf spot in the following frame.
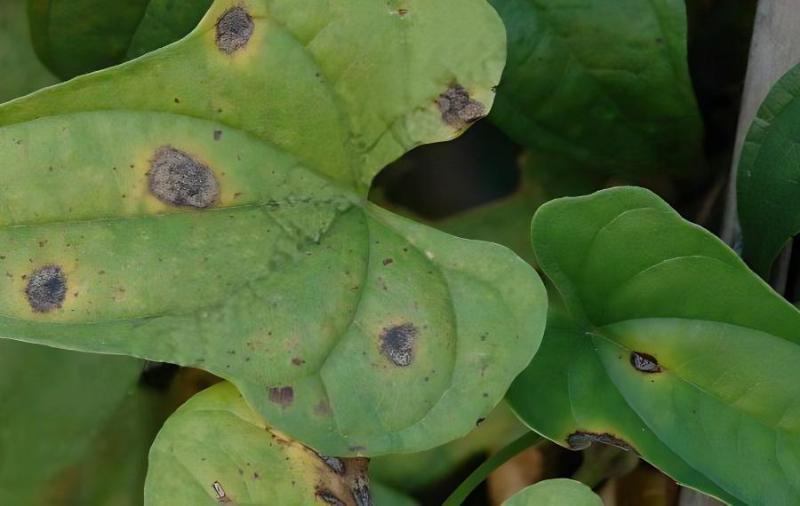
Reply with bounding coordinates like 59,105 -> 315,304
380,323 -> 417,367
26,265 -> 67,313
316,452 -> 345,475
212,481 -> 231,503
216,7 -> 254,54
630,351 -> 662,373
316,488 -> 345,506
267,386 -> 294,408
149,146 -> 219,208
437,84 -> 485,128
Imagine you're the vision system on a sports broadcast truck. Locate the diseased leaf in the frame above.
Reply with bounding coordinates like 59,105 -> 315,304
0,0 -> 57,102
0,340 -> 151,503
508,187 -> 800,505
489,0 -> 703,175
145,382 -> 373,506
0,0 -> 546,456
27,0 -> 212,79
737,63 -> 800,276
502,479 -> 602,506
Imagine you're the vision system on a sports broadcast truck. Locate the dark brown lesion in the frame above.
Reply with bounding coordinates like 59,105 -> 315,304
26,265 -> 67,313
437,84 -> 486,128
567,431 -> 636,453
215,6 -> 255,54
267,386 -> 294,407
148,146 -> 219,208
630,351 -> 662,373
379,322 -> 418,367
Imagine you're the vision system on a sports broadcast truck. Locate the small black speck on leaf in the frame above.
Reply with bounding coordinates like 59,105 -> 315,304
380,323 -> 417,367
437,84 -> 486,128
630,351 -> 662,373
216,7 -> 254,54
26,265 -> 67,312
149,146 -> 219,208
213,130 -> 223,141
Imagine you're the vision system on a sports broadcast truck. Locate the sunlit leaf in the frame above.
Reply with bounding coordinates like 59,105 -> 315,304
0,0 -> 546,456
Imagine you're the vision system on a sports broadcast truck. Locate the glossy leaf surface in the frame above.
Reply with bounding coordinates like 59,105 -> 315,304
145,382 -> 372,505
489,0 -> 703,175
508,187 -> 800,505
737,63 -> 800,276
0,0 -> 546,456
503,479 -> 602,506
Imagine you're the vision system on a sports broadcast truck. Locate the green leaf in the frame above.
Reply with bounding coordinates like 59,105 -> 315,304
737,63 -> 800,276
488,0 -> 703,175
502,479 -> 602,506
0,0 -> 57,102
370,482 -> 420,506
145,381 -> 373,506
370,401 -> 527,492
27,0 -> 212,79
0,340 -> 152,503
508,186 -> 800,505
0,0 -> 546,456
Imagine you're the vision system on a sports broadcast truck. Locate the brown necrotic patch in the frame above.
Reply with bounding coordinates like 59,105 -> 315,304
350,476 -> 371,506
267,386 -> 294,407
630,351 -> 662,373
437,84 -> 486,128
318,454 -> 346,475
148,146 -> 219,208
316,489 -> 345,506
380,323 -> 417,367
216,6 -> 254,54
26,265 -> 67,312
567,431 -> 635,453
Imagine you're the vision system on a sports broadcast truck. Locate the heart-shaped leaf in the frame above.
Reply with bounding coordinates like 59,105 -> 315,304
508,186 -> 800,505
145,381 -> 373,505
488,0 -> 703,175
0,0 -> 546,456
502,479 -> 602,506
737,63 -> 800,276
0,0 -> 57,102
28,0 -> 212,78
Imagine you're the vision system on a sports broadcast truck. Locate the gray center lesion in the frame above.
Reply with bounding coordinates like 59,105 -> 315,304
215,6 -> 255,55
379,322 -> 418,367
148,146 -> 220,208
437,84 -> 486,129
26,265 -> 67,312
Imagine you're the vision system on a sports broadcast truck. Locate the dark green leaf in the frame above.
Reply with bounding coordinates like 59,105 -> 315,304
28,0 -> 211,79
737,63 -> 800,276
489,0 -> 703,176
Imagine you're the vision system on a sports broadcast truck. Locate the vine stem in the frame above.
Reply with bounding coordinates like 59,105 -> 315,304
442,431 -> 543,506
